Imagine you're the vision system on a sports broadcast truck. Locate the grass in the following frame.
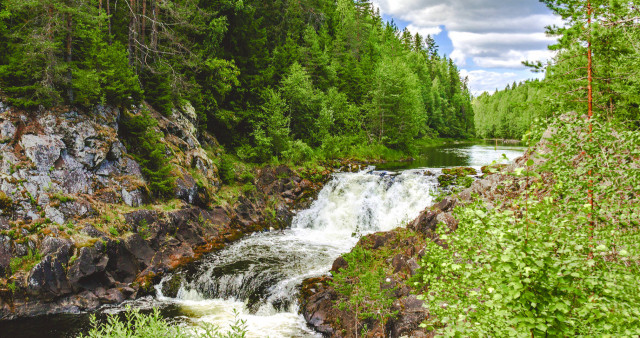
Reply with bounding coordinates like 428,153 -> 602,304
10,249 -> 41,274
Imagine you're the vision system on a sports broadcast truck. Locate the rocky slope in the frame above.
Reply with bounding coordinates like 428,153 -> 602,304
0,101 -> 329,319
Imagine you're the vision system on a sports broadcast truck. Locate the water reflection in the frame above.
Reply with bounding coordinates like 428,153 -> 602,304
376,141 -> 527,170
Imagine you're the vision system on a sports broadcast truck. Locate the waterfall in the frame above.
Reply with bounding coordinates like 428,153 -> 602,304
154,168 -> 439,337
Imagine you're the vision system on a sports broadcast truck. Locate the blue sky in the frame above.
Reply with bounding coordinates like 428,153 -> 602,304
372,0 -> 562,95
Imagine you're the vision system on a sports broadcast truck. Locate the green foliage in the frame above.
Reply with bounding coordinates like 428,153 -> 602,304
218,154 -> 237,185
120,110 -> 175,198
415,116 -> 640,336
108,226 -> 119,237
332,246 -> 398,332
50,193 -> 75,203
0,0 -> 474,161
0,191 -> 14,213
10,249 -> 41,275
79,307 -> 248,338
473,80 -> 548,139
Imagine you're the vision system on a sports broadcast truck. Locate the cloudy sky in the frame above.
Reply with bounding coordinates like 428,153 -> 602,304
370,0 -> 563,95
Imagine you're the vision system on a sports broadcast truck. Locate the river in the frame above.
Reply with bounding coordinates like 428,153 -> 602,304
0,141 -> 526,337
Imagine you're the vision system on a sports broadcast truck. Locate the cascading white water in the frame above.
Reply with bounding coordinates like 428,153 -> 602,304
155,168 -> 439,337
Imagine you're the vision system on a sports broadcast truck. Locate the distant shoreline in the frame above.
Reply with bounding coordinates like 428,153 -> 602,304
484,138 -> 522,145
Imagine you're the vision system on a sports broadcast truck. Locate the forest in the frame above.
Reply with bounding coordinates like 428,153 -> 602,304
0,0 -> 474,163
1,0 -> 640,336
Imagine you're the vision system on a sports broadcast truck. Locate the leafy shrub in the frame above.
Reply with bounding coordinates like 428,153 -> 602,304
282,140 -> 314,164
331,246 -> 398,332
416,117 -> 640,336
78,307 -> 248,338
10,250 -> 41,274
218,154 -> 236,185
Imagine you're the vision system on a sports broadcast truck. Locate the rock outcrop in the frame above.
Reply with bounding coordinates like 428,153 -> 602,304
0,101 -> 328,319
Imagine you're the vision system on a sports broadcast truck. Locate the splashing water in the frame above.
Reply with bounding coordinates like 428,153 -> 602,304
155,168 -> 439,337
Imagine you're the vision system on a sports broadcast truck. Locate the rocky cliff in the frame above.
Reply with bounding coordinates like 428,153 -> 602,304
0,101 -> 328,319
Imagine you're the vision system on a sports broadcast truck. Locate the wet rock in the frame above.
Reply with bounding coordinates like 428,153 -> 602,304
98,288 -> 125,304
300,277 -> 337,336
160,273 -> 185,298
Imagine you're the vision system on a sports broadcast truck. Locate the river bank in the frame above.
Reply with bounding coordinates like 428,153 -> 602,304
299,153 -> 536,337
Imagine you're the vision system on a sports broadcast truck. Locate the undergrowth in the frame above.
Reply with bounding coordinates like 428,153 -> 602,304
414,116 -> 640,335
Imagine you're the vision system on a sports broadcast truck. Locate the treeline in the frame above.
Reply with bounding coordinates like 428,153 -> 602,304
473,80 -> 548,139
0,0 -> 474,160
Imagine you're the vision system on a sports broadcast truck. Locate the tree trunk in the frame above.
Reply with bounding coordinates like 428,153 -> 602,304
151,0 -> 158,50
141,0 -> 147,67
66,13 -> 74,103
107,0 -> 112,44
128,0 -> 137,66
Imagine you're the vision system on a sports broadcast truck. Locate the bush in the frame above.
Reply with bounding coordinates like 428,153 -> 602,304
78,307 -> 248,338
120,110 -> 175,198
10,250 -> 41,275
218,154 -> 236,184
416,117 -> 640,336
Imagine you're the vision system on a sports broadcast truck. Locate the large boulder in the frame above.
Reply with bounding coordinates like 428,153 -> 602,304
20,134 -> 65,171
27,255 -> 73,300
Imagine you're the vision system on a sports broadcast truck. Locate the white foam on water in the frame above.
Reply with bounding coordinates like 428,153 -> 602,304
155,168 -> 439,337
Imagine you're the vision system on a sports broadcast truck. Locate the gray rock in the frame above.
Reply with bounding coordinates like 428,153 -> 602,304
0,236 -> 11,277
44,206 -> 65,225
67,246 -> 110,291
40,237 -> 72,259
107,141 -> 126,161
38,114 -> 58,135
121,188 -> 143,207
20,134 -> 65,171
0,120 -> 16,141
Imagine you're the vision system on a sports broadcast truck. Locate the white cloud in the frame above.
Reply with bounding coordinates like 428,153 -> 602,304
405,24 -> 442,38
371,0 -> 561,92
460,69 -> 544,96
449,31 -> 556,68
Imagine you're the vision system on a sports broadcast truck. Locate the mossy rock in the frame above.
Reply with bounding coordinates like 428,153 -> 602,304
442,167 -> 476,177
480,163 -> 508,175
160,273 -> 185,298
0,191 -> 14,213
438,173 -> 475,189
